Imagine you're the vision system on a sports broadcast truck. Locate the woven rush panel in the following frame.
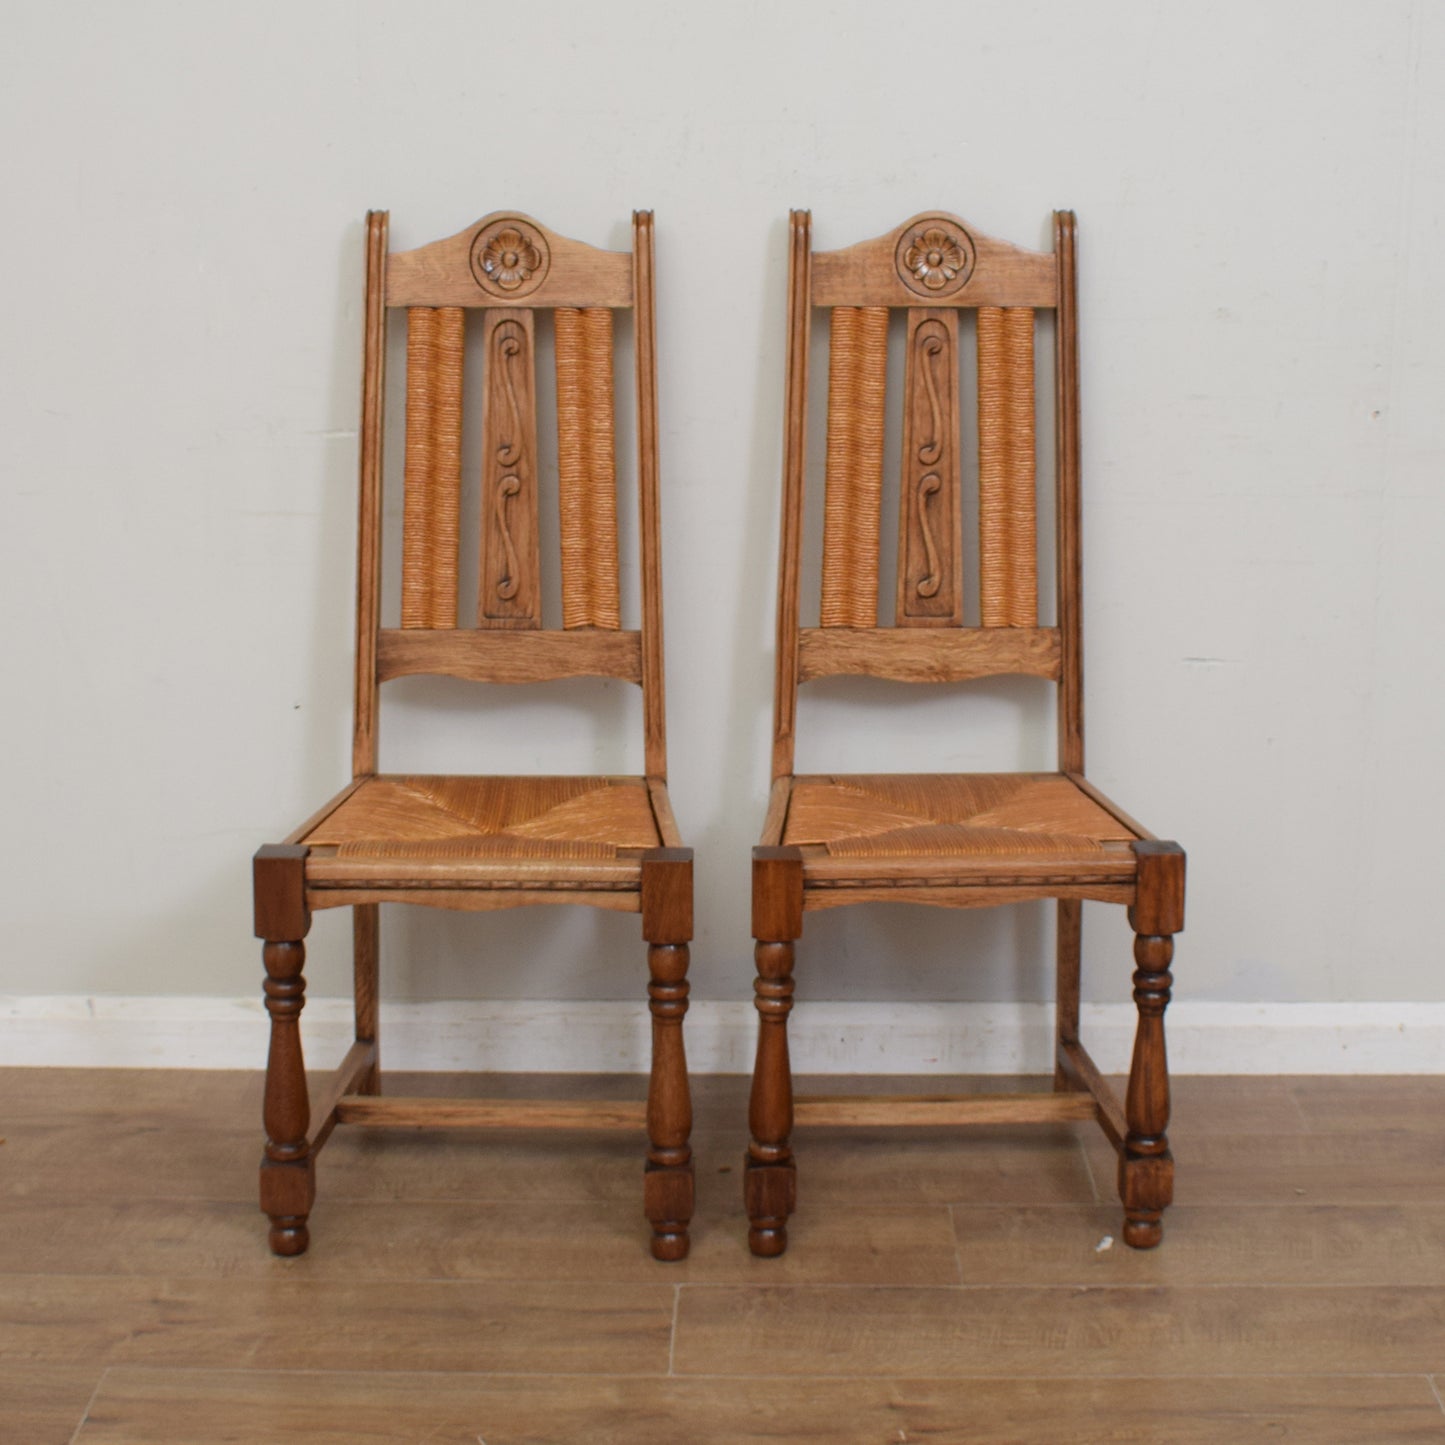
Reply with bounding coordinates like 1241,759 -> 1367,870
820,306 -> 889,627
555,307 -> 621,629
401,307 -> 464,628
305,776 -> 659,857
401,307 -> 437,626
783,774 -> 1135,858
336,836 -> 616,861
977,306 -> 1037,628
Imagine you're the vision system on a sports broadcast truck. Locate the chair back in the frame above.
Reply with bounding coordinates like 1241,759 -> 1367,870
352,211 -> 669,778
770,209 -> 1083,776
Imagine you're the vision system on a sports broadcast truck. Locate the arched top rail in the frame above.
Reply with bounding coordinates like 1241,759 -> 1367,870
387,210 -> 635,309
811,210 -> 1058,309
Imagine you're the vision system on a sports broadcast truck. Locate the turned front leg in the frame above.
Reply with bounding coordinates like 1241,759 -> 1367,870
641,849 -> 695,1262
1121,840 -> 1185,1249
254,845 -> 315,1257
746,846 -> 803,1257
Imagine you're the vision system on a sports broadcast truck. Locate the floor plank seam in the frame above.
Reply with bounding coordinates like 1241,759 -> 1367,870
1283,1081 -> 1315,1133
66,1365 -> 109,1445
1428,1375 -> 1445,1417
946,1204 -> 964,1286
79,1365 -> 1445,1383
1075,1128 -> 1103,1203
668,1284 -> 681,1377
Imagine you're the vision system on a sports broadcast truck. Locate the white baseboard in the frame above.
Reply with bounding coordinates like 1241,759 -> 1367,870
2,996 -> 1443,1074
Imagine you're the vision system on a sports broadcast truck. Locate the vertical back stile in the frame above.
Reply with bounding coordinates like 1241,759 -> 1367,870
819,306 -> 889,627
1055,211 -> 1084,770
478,309 -> 542,627
771,210 -> 812,778
977,306 -> 1038,627
555,307 -> 622,629
352,210 -> 388,777
633,210 -> 667,779
896,308 -> 962,626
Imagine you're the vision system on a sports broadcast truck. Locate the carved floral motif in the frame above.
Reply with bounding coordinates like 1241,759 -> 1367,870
469,218 -> 551,298
894,219 -> 975,299
481,229 -> 541,290
905,229 -> 966,290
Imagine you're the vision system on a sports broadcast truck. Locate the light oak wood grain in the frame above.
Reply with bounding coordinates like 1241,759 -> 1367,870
673,1282 -> 1445,1377
633,210 -> 669,779
1082,1126 -> 1445,1205
0,1066 -> 265,1122
351,211 -> 387,775
798,625 -> 1061,683
0,1120 -> 1095,1212
10,1072 -> 1445,1443
73,1369 -> 1445,1445
0,1363 -> 99,1445
0,1067 -> 1066,1124
777,1126 -> 1099,1206
478,308 -> 542,627
0,1196 -> 958,1287
386,211 -> 633,309
1054,210 -> 1084,772
306,884 -> 642,913
793,1091 -> 1098,1127
751,208 -> 1184,1255
0,1275 -> 673,1373
375,625 -> 643,685
812,211 -> 1058,309
1289,1075 -> 1445,1133
952,1203 -> 1445,1287
333,1095 -> 648,1130
769,209 -> 811,778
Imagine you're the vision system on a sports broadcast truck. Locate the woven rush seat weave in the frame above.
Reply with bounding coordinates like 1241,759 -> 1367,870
304,775 -> 661,860
782,773 -> 1137,860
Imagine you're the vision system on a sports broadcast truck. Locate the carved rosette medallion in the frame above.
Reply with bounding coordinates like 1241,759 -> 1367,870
894,218 -> 975,300
469,218 -> 551,299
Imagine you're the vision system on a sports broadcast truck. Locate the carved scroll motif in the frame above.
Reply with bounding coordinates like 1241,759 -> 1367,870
897,309 -> 962,625
479,309 -> 542,627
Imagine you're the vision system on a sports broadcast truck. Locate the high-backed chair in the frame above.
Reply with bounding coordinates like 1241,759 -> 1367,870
252,210 -> 694,1262
746,209 -> 1185,1255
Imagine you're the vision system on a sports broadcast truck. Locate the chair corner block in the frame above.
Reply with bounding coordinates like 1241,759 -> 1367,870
1129,839 -> 1185,936
254,843 -> 312,941
752,845 -> 804,941
641,847 -> 693,945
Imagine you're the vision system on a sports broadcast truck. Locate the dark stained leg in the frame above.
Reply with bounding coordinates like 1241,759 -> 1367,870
746,846 -> 804,1257
353,902 -> 380,1095
1120,840 -> 1185,1249
641,848 -> 695,1261
1054,897 -> 1082,1091
254,844 -> 315,1257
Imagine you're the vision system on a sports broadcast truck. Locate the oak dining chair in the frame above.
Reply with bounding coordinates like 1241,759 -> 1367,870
745,208 -> 1185,1255
253,209 -> 694,1262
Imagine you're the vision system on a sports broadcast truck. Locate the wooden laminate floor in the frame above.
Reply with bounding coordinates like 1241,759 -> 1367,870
5,1069 -> 1445,1442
